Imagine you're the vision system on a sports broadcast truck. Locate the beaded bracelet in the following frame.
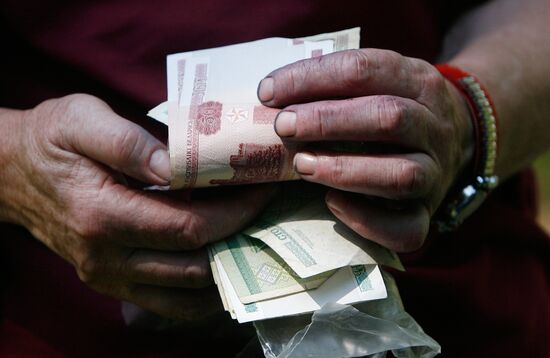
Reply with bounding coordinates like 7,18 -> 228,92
433,64 -> 499,232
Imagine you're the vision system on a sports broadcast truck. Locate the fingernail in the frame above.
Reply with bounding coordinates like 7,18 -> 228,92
258,77 -> 274,102
149,149 -> 171,182
294,153 -> 317,175
274,111 -> 296,137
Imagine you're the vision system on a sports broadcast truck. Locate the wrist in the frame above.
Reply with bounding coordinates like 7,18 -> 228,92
446,79 -> 476,183
433,64 -> 499,232
0,108 -> 28,225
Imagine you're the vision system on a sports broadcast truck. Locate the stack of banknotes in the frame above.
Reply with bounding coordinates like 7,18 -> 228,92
148,28 -> 403,323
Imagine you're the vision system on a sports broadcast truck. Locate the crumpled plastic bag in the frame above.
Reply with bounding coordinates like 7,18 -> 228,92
254,271 -> 441,358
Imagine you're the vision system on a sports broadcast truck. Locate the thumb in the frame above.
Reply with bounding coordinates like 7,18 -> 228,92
62,94 -> 170,185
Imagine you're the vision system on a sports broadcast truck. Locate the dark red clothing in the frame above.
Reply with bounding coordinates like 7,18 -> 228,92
1,1 -> 548,357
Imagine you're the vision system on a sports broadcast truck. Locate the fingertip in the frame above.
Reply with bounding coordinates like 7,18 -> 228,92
149,148 -> 171,184
274,111 -> 297,137
325,192 -> 430,253
293,152 -> 317,176
258,77 -> 274,103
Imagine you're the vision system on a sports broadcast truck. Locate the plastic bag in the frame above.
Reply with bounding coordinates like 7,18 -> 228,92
254,271 -> 441,358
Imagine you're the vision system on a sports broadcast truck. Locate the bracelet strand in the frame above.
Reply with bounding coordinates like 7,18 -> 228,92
434,64 -> 499,232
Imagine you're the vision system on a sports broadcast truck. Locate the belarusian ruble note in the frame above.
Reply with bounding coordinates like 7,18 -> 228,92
217,261 -> 386,323
148,102 -> 168,126
166,39 -> 332,188
213,234 -> 334,304
167,100 -> 298,188
295,27 -> 360,51
243,183 -> 403,278
148,28 -> 359,122
207,245 -> 231,315
148,28 -> 360,189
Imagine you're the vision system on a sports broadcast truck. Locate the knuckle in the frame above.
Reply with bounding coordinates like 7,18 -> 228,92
176,214 -> 208,249
284,67 -> 299,95
378,97 -> 408,136
342,49 -> 371,85
326,156 -> 352,187
310,104 -> 337,138
43,94 -> 107,146
392,160 -> 427,199
380,49 -> 403,69
57,94 -> 105,119
62,93 -> 101,106
112,125 -> 145,165
31,94 -> 87,131
182,264 -> 210,288
71,205 -> 107,241
421,67 -> 446,94
76,251 -> 103,285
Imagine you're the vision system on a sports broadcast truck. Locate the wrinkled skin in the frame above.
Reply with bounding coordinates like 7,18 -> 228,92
0,94 -> 274,320
260,49 -> 474,252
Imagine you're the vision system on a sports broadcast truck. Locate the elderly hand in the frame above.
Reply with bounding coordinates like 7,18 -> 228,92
0,94 -> 273,320
259,49 -> 474,252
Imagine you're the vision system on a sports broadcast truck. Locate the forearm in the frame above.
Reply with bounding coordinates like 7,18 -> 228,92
440,0 -> 550,181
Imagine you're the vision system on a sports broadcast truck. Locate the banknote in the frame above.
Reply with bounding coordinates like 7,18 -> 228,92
207,185 -> 397,322
207,246 -> 231,314
148,28 -> 360,189
167,100 -> 299,188
166,39 -> 331,188
212,234 -> 334,304
295,27 -> 360,51
148,27 -> 359,123
243,184 -> 403,278
147,102 -> 168,125
150,28 -> 397,323
216,257 -> 387,323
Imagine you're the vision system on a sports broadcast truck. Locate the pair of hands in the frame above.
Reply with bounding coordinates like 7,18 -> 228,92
0,49 -> 472,320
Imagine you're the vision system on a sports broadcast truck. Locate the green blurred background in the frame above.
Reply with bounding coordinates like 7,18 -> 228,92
535,150 -> 550,234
